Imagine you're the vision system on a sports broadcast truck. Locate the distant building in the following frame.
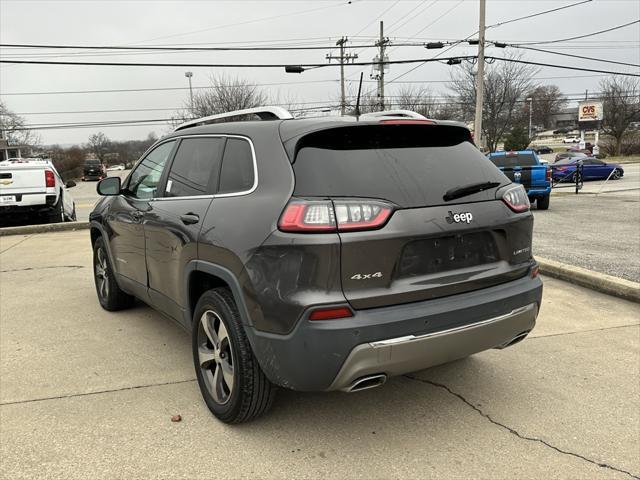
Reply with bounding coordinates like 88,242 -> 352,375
0,130 -> 29,161
550,107 -> 578,130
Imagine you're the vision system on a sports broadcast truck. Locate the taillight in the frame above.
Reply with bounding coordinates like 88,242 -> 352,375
309,306 -> 353,321
501,184 -> 530,213
546,168 -> 551,182
278,199 -> 394,233
530,265 -> 540,278
45,170 -> 55,188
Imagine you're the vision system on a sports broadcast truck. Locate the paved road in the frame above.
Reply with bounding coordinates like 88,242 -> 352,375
71,169 -> 130,221
1,230 -> 638,479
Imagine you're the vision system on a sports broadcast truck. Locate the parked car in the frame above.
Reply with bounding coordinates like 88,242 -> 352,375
106,164 -> 125,171
533,145 -> 554,155
553,127 -> 573,134
487,150 -> 551,210
562,136 -> 580,143
552,157 -> 624,182
554,151 -> 588,163
0,158 -> 76,224
82,159 -> 106,181
90,107 -> 542,423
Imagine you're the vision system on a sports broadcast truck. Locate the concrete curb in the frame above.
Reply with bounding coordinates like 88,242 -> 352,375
0,221 -> 90,237
537,256 -> 640,304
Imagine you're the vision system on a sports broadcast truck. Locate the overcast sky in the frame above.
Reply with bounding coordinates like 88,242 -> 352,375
1,0 -> 638,146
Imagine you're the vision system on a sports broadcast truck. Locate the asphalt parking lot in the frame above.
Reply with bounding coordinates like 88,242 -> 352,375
1,230 -> 639,479
71,169 -> 130,221
531,164 -> 640,282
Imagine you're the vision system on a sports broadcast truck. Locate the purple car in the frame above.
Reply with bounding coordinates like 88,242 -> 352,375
552,157 -> 624,182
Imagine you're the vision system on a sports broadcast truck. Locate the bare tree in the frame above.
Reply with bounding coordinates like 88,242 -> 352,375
448,53 -> 539,152
87,132 -> 111,162
0,100 -> 40,147
526,85 -> 566,129
187,74 -> 268,119
393,86 -> 441,118
599,76 -> 640,156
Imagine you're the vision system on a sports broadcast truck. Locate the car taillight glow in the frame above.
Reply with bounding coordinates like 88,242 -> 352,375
501,184 -> 530,213
278,199 -> 394,233
309,306 -> 353,321
45,170 -> 55,188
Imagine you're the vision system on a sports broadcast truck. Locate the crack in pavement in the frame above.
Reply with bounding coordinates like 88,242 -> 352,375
529,323 -> 640,340
0,378 -> 196,406
0,234 -> 34,254
404,375 -> 640,480
0,265 -> 85,273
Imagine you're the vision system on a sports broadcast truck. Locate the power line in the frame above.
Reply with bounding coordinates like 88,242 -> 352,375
498,43 -> 640,68
0,79 -> 338,96
485,56 -> 640,77
0,42 -> 376,52
486,0 -> 593,29
0,55 -> 478,68
514,20 -> 640,45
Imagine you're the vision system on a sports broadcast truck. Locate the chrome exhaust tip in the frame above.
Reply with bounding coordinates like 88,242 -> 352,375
343,374 -> 387,393
495,331 -> 531,350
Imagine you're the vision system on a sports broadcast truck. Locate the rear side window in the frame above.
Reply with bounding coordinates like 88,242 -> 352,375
165,137 -> 224,197
218,138 -> 255,194
291,125 -> 507,208
489,153 -> 537,168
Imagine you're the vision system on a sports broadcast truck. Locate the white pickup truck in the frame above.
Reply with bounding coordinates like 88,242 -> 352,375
0,158 -> 77,224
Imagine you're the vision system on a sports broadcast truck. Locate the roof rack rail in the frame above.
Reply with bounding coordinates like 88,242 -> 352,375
359,110 -> 427,120
174,106 -> 294,131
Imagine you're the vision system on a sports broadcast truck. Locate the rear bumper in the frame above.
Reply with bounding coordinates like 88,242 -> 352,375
328,303 -> 536,391
527,187 -> 551,197
245,273 -> 542,392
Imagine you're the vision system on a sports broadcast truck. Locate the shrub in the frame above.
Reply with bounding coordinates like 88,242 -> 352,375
503,126 -> 531,151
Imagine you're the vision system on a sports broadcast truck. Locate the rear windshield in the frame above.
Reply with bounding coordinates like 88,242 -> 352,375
85,160 -> 101,166
291,125 -> 507,208
489,153 -> 537,168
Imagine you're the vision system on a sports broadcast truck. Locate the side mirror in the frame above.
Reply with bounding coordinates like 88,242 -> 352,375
65,180 -> 76,188
97,176 -> 121,196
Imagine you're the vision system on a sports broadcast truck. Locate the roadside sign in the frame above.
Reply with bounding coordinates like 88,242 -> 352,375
578,101 -> 604,122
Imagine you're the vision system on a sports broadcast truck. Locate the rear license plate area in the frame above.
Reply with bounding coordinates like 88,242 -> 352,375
397,232 -> 500,277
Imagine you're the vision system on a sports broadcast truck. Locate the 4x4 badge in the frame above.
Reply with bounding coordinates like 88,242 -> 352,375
351,272 -> 383,280
446,211 -> 474,224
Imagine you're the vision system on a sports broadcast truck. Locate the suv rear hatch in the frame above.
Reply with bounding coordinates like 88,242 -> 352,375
287,123 -> 533,309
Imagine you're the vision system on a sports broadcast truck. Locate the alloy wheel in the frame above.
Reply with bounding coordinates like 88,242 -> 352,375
197,310 -> 235,404
95,247 -> 109,300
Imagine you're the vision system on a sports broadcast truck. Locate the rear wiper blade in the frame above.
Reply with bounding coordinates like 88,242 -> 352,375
443,181 -> 501,202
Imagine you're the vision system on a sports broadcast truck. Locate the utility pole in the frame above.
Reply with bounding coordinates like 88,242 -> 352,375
473,0 -> 486,150
326,37 -> 357,116
370,21 -> 390,111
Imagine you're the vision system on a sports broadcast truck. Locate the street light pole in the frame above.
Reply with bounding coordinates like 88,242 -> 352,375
527,97 -> 533,140
184,71 -> 194,116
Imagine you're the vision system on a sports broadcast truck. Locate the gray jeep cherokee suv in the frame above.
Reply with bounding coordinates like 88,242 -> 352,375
90,107 -> 542,423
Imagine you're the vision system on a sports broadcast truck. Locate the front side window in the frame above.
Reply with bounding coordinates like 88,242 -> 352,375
218,138 -> 255,194
165,137 -> 225,197
126,141 -> 175,200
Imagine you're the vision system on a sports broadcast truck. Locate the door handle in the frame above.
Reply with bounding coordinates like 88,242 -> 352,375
180,213 -> 200,225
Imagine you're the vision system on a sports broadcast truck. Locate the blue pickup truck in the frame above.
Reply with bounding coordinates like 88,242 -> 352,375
487,150 -> 551,210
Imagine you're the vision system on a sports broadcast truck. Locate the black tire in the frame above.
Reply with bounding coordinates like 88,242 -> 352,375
612,168 -> 622,180
48,196 -> 65,223
571,172 -> 582,183
192,288 -> 276,424
93,236 -> 135,311
537,195 -> 550,210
